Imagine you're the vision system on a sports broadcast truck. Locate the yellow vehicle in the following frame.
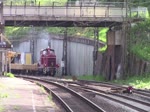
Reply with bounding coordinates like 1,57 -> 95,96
7,51 -> 20,63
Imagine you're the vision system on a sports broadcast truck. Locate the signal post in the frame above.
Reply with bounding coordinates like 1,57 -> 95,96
0,2 -> 4,75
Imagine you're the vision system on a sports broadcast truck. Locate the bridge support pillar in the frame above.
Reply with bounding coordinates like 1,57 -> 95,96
105,29 -> 124,80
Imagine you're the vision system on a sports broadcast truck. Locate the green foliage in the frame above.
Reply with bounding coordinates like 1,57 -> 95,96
131,45 -> 150,61
4,73 -> 15,78
113,74 -> 150,89
6,27 -> 46,39
130,19 -> 150,61
6,27 -> 31,39
6,27 -> 108,42
0,93 -> 8,99
77,75 -> 105,82
130,0 -> 150,13
99,28 -> 108,42
130,8 -> 149,18
99,45 -> 107,53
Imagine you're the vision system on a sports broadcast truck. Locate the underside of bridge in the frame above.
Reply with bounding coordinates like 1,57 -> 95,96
5,20 -> 122,27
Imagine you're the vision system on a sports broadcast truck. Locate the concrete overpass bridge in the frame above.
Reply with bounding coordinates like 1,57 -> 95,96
1,1 -> 128,27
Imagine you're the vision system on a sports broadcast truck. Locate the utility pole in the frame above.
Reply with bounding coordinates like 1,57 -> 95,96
30,25 -> 34,64
122,0 -> 128,76
0,2 -> 4,75
62,27 -> 68,76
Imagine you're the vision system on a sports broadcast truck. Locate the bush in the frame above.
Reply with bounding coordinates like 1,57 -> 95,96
4,72 -> 15,78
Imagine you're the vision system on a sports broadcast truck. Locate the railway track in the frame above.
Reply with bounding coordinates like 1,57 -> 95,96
76,79 -> 150,103
68,83 -> 150,112
16,75 -> 105,112
16,75 -> 150,112
39,76 -> 150,112
78,79 -> 150,95
37,76 -> 150,99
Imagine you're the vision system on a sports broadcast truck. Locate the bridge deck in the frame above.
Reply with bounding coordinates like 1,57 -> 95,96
3,5 -> 126,27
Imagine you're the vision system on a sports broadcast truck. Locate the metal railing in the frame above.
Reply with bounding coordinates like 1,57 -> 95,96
3,5 -> 126,18
3,1 -> 147,20
3,1 -> 126,7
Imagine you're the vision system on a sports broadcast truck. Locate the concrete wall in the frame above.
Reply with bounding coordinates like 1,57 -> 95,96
13,41 -> 30,53
12,35 -> 94,76
67,41 -> 93,76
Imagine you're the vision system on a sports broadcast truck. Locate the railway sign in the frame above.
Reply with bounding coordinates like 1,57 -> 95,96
0,42 -> 12,48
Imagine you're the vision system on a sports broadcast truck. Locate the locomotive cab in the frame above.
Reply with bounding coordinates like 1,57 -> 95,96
39,47 -> 56,76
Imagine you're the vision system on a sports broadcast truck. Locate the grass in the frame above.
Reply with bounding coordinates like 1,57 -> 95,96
0,93 -> 8,99
74,74 -> 150,89
77,75 -> 105,82
40,85 -> 47,94
113,74 -> 150,89
0,84 -> 9,112
39,85 -> 53,103
0,106 -> 4,112
48,94 -> 52,101
13,106 -> 20,110
0,84 -> 8,99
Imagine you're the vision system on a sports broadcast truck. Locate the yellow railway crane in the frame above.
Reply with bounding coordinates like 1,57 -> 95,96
7,51 -> 17,63
0,33 -> 12,75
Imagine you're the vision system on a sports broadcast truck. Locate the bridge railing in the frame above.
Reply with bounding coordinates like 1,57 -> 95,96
3,1 -> 147,20
3,1 -> 126,7
3,5 -> 126,18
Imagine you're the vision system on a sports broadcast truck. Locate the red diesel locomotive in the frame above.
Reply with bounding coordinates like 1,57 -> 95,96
38,47 -> 57,76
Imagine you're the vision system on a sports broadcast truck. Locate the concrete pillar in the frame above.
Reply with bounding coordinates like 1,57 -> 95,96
105,29 -> 123,80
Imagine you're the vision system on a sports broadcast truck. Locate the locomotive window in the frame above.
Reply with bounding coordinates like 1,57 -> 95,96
50,51 -> 54,54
